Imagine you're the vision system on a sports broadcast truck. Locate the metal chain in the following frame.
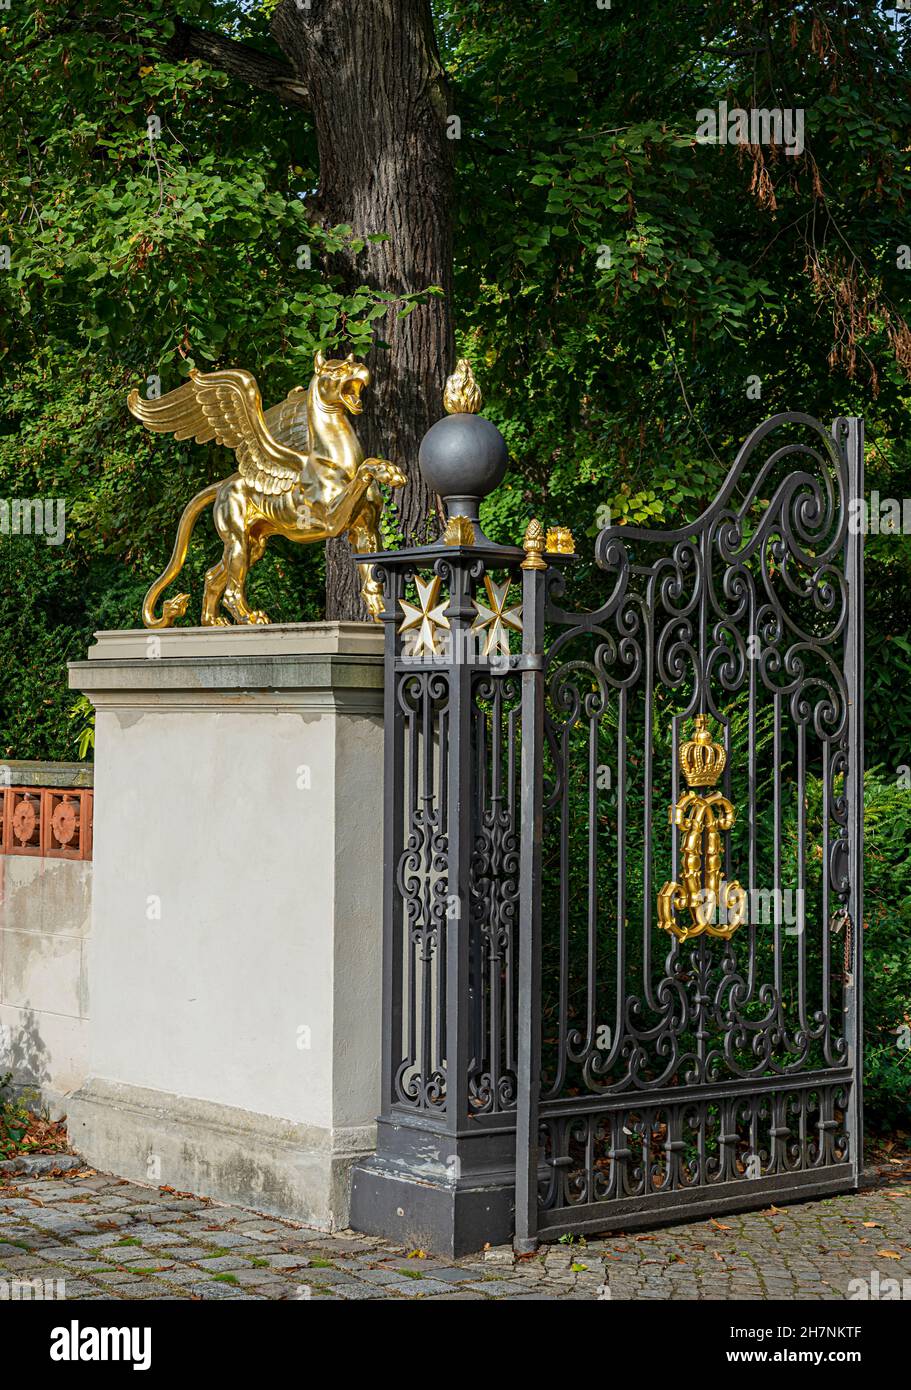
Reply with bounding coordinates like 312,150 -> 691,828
831,906 -> 853,979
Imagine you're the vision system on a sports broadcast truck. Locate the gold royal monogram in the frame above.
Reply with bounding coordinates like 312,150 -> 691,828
657,715 -> 747,943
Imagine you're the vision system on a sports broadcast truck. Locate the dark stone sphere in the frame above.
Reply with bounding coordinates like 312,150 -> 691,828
418,413 -> 508,500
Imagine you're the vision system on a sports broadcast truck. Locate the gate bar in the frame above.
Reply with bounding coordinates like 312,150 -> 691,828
514,556 -> 547,1252
841,415 -> 865,1187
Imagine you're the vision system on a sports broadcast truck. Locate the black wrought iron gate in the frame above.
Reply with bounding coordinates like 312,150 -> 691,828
514,413 -> 864,1247
350,407 -> 864,1256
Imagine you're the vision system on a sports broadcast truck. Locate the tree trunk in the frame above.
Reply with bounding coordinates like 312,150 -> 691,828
271,0 -> 454,620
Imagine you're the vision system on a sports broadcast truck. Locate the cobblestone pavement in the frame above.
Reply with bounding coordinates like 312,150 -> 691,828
1,1162 -> 909,1301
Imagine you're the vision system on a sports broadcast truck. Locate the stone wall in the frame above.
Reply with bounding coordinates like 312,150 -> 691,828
66,623 -> 385,1229
0,761 -> 93,1114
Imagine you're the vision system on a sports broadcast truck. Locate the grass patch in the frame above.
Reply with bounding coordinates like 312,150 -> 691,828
113,1237 -> 142,1247
212,1272 -> 238,1285
308,1257 -> 336,1269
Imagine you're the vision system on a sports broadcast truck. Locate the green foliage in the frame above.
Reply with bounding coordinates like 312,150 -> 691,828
1,2 -> 419,375
0,1 -> 430,756
0,1072 -> 31,1157
0,2 -> 422,761
856,771 -> 911,1131
69,694 -> 96,759
450,0 -> 911,770
2,1 -> 910,766
781,768 -> 911,1131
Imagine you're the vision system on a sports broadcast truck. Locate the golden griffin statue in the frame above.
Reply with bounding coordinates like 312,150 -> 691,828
657,715 -> 747,943
128,352 -> 406,627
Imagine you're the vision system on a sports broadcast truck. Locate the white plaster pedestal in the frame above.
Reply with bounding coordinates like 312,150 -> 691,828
67,623 -> 384,1229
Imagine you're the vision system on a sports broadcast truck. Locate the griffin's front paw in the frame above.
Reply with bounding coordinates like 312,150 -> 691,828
362,458 -> 407,489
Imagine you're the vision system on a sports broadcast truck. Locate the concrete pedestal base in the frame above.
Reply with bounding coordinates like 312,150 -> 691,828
70,1079 -> 372,1227
68,623 -> 384,1229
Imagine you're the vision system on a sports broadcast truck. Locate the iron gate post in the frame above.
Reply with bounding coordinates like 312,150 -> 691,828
349,374 -> 528,1257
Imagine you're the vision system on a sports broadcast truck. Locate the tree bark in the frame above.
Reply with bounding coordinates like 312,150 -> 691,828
271,0 -> 453,620
166,20 -> 310,108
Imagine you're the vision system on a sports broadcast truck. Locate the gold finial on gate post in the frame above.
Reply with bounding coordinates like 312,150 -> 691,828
521,518 -> 547,570
545,525 -> 575,556
443,359 -> 483,415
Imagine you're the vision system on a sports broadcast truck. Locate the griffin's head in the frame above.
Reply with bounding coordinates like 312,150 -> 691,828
311,349 -> 371,415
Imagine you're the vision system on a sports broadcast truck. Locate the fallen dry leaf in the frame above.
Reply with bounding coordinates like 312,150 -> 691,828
710,1219 -> 731,1230
876,1249 -> 902,1259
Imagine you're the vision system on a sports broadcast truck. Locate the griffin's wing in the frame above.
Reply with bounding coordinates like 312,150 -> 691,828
263,388 -> 310,456
127,369 -> 305,495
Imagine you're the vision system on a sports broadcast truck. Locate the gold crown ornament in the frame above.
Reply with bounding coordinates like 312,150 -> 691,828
678,715 -> 727,788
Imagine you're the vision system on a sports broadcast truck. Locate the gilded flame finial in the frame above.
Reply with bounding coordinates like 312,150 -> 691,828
443,359 -> 483,415
521,518 -> 547,570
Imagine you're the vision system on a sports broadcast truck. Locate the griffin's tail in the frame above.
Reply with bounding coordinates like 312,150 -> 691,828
142,482 -> 220,629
